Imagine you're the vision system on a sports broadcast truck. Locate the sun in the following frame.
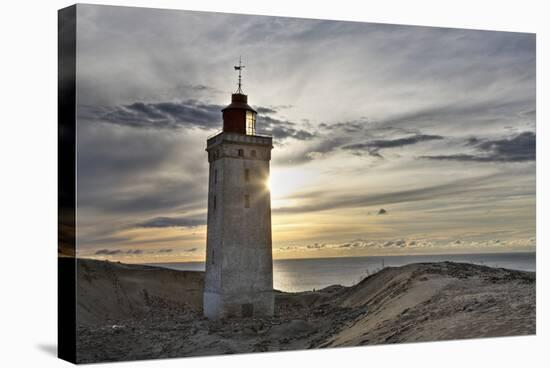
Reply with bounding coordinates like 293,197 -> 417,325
268,167 -> 318,201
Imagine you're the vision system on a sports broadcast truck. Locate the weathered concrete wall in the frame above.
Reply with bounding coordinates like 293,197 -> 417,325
204,132 -> 274,319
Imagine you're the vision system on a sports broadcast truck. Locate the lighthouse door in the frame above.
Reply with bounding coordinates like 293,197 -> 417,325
241,303 -> 254,318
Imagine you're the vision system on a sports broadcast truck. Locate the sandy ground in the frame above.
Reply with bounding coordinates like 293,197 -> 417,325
69,258 -> 535,363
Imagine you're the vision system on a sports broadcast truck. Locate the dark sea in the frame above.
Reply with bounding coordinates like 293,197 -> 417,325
148,252 -> 536,292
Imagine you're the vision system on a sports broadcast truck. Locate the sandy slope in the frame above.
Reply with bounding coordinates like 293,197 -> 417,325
75,259 -> 203,326
69,258 -> 535,363
323,262 -> 535,346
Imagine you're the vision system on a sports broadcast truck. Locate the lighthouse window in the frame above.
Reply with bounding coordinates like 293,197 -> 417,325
213,195 -> 217,210
251,150 -> 257,158
238,149 -> 244,157
246,111 -> 256,135
244,169 -> 250,182
244,194 -> 250,208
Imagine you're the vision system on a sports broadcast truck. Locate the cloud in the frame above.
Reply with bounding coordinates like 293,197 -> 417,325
258,115 -> 316,141
319,121 -> 364,133
256,105 -> 293,115
94,248 -> 145,255
179,84 -> 222,94
274,236 -> 535,254
94,248 -> 175,256
278,239 -> 424,252
382,240 -> 406,248
74,117 -> 211,252
95,249 -> 123,255
274,174 -> 497,214
306,243 -> 326,249
343,134 -> 444,157
80,100 -> 222,130
377,208 -> 388,215
80,100 -> 315,142
256,106 -> 278,115
76,119 -> 210,220
274,136 -> 348,165
183,247 -> 198,253
80,177 -> 208,216
79,235 -> 131,246
279,130 -> 444,165
422,131 -> 535,162
136,216 -> 205,228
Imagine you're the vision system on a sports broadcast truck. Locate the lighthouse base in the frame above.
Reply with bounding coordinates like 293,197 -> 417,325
203,290 -> 274,320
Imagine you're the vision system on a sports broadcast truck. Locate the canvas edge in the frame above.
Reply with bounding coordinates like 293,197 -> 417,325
58,4 -> 77,364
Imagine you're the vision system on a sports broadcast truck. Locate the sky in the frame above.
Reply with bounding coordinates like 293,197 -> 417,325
73,4 -> 536,263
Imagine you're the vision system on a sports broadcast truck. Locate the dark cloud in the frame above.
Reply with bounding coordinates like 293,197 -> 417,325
306,243 -> 326,249
258,115 -> 316,141
80,100 -> 222,130
136,216 -> 205,228
183,247 -> 198,253
256,107 -> 278,115
343,134 -> 444,157
476,132 -> 535,161
94,248 -> 175,255
95,249 -> 123,255
382,240 -> 406,248
278,131 -> 444,166
422,131 -> 535,162
80,100 -> 315,142
377,208 -> 388,215
263,105 -> 293,112
367,134 -> 444,149
319,121 -> 364,133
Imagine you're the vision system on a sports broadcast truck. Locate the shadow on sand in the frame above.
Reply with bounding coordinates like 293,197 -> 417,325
36,344 -> 57,357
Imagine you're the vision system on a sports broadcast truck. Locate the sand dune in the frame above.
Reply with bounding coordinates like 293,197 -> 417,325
324,262 -> 535,346
75,258 -> 203,326
70,258 -> 535,363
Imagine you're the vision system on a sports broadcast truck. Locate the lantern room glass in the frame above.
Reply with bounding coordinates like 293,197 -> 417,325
246,110 -> 256,135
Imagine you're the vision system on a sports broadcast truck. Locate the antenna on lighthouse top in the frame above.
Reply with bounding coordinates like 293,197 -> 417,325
234,56 -> 245,94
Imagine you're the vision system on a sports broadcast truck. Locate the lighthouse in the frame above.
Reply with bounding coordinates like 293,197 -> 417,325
203,60 -> 274,319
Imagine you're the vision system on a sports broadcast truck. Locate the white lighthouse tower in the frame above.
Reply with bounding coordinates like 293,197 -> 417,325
203,60 -> 274,319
